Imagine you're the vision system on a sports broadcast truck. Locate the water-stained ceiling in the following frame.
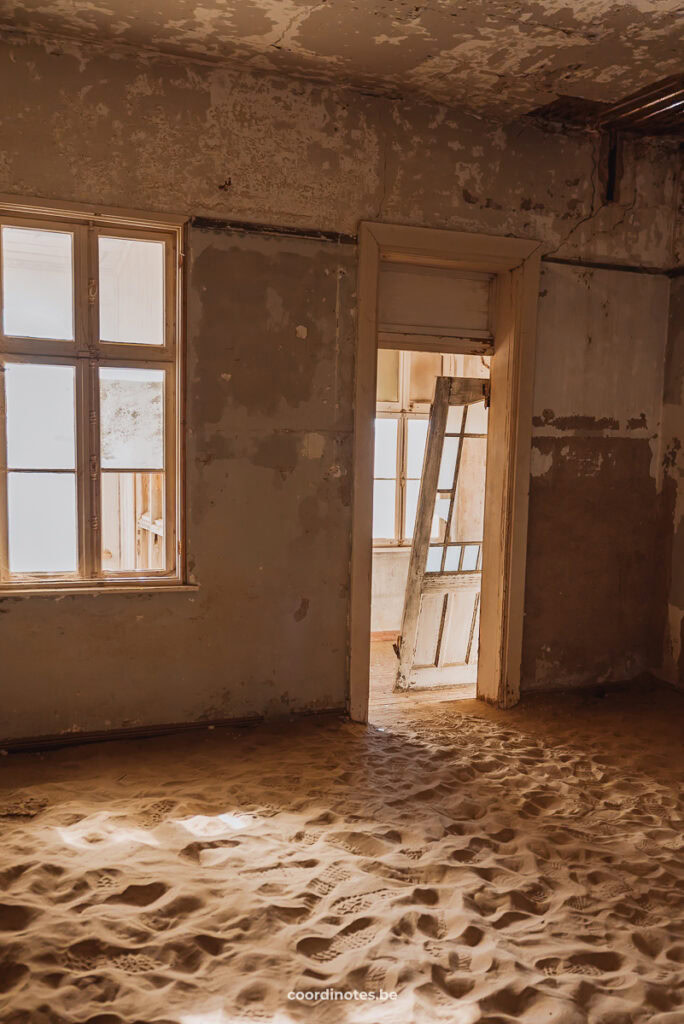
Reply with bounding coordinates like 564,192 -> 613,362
1,0 -> 682,118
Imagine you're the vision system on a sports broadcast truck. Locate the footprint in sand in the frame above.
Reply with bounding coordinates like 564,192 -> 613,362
180,839 -> 242,863
291,830 -> 322,846
0,960 -> 29,994
538,951 -> 623,976
142,894 -> 205,932
309,865 -> 351,897
297,917 -> 377,962
104,882 -> 168,907
194,933 -> 225,956
89,869 -> 123,891
0,903 -> 39,931
566,894 -> 591,912
0,796 -> 48,820
110,952 -> 161,974
64,939 -> 108,972
139,799 -> 177,827
399,847 -> 424,861
331,888 -> 396,915
329,831 -> 393,857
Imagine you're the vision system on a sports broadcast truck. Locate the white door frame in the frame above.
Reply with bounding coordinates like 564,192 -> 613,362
350,222 -> 542,721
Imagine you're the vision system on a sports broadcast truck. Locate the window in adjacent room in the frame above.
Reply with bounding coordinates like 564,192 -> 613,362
0,209 -> 182,589
373,348 -> 489,546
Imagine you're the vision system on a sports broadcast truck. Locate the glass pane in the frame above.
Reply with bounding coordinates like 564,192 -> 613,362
373,479 -> 396,539
374,418 -> 398,479
452,437 -> 487,541
99,236 -> 164,345
376,348 -> 399,403
446,405 -> 463,433
462,544 -> 480,571
464,400 -> 488,435
406,419 -> 428,478
8,472 -> 77,573
404,479 -> 419,539
438,436 -> 460,490
453,355 -> 491,378
433,494 -> 450,540
100,367 -> 164,470
409,351 -> 441,402
102,472 -> 166,571
2,227 -> 73,340
426,546 -> 442,572
444,545 -> 462,571
6,363 -> 75,470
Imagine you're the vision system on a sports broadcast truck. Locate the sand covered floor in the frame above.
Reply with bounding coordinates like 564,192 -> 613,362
0,682 -> 683,1024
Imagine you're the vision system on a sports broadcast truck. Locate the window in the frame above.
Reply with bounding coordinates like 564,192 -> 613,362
373,349 -> 489,546
0,207 -> 182,589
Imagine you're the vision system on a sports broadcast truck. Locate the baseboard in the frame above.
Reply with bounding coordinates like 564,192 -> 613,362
0,706 -> 348,755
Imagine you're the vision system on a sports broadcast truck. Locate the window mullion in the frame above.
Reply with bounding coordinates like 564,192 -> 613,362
0,363 -> 8,580
86,224 -> 102,579
164,362 -> 176,574
396,413 -> 405,544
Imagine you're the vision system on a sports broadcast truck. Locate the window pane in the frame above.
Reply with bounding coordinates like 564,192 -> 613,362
446,405 -> 463,433
438,436 -> 460,490
409,351 -> 441,402
374,418 -> 398,479
102,472 -> 165,571
2,227 -> 73,340
404,478 -> 419,539
100,367 -> 164,470
426,546 -> 442,572
462,544 -> 480,571
8,472 -> 77,573
453,354 -> 490,378
406,419 -> 428,478
6,363 -> 75,470
444,545 -> 462,571
433,494 -> 450,540
99,237 -> 164,346
464,400 -> 488,435
452,436 -> 487,541
376,348 -> 399,403
405,484 -> 448,541
373,479 -> 396,539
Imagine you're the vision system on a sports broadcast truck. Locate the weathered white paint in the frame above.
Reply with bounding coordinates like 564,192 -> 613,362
371,549 -> 410,633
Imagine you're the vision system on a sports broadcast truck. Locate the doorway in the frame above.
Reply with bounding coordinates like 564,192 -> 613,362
350,222 -> 541,722
369,349 -> 491,712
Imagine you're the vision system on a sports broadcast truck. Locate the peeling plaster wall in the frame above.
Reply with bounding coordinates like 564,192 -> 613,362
522,264 -> 671,692
0,33 -> 680,738
661,276 -> 684,690
1,2 -> 681,117
1,228 -> 355,740
0,33 -> 680,266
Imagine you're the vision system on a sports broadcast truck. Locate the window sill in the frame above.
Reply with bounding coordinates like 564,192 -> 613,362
0,582 -> 200,599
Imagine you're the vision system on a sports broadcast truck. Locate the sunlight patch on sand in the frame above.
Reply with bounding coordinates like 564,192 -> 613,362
174,812 -> 256,836
55,810 -> 160,849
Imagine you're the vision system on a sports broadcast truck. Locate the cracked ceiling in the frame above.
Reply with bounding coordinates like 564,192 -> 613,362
1,0 -> 682,118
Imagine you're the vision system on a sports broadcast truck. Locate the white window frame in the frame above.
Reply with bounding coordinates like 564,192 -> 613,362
0,198 -> 185,593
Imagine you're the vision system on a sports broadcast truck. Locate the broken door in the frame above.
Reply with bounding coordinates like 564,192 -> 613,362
396,375 -> 489,689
